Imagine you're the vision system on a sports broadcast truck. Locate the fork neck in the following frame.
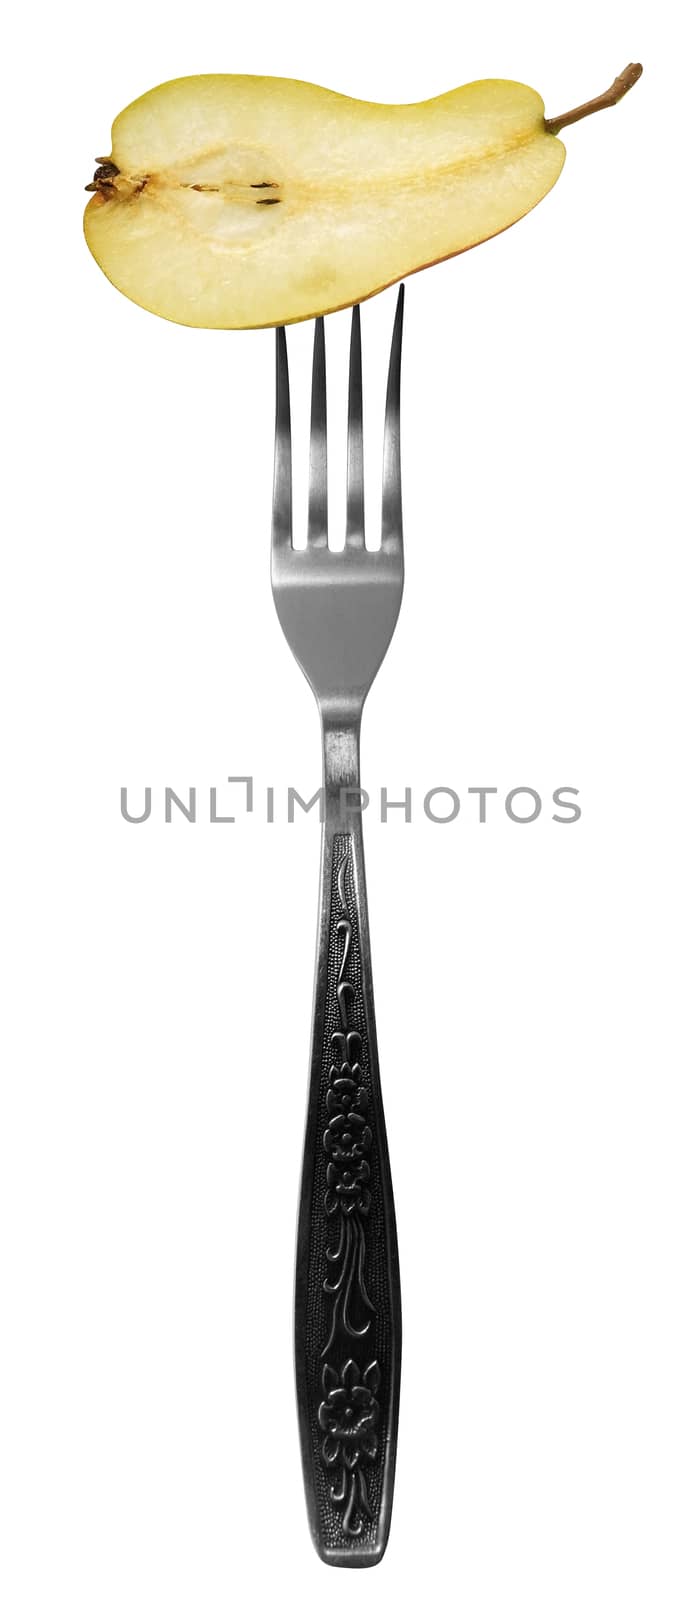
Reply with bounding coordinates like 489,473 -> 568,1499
321,707 -> 363,831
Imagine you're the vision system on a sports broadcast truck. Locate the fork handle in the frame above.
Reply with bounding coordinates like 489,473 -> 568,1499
295,719 -> 401,1567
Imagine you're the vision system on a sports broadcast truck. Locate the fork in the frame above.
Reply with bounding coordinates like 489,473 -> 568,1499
271,288 -> 405,1566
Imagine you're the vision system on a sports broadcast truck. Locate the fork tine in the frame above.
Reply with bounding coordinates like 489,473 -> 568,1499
381,284 -> 405,551
272,326 -> 292,551
307,317 -> 328,547
345,305 -> 365,549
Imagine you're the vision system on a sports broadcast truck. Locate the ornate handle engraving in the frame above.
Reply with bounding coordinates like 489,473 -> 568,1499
295,828 -> 400,1564
318,1356 -> 380,1536
318,846 -> 379,1533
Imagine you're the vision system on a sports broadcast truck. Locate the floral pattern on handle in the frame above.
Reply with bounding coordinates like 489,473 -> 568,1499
318,1357 -> 381,1537
317,842 -> 380,1535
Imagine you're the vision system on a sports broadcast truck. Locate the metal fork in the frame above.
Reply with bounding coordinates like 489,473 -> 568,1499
272,288 -> 405,1566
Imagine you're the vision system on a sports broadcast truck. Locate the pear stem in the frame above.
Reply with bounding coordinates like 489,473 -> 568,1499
544,62 -> 642,135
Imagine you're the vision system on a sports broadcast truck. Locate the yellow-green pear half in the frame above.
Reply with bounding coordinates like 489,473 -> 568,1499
84,64 -> 642,330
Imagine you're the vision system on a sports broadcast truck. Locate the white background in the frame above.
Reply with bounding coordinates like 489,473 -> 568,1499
2,1 -> 692,1595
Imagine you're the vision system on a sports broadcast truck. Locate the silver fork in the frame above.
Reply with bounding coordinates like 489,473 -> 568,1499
272,288 -> 405,1566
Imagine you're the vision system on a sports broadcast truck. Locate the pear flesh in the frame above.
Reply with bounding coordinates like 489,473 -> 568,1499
84,74 -> 568,329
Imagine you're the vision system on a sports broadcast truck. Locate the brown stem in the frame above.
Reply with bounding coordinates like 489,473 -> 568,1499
544,62 -> 642,136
